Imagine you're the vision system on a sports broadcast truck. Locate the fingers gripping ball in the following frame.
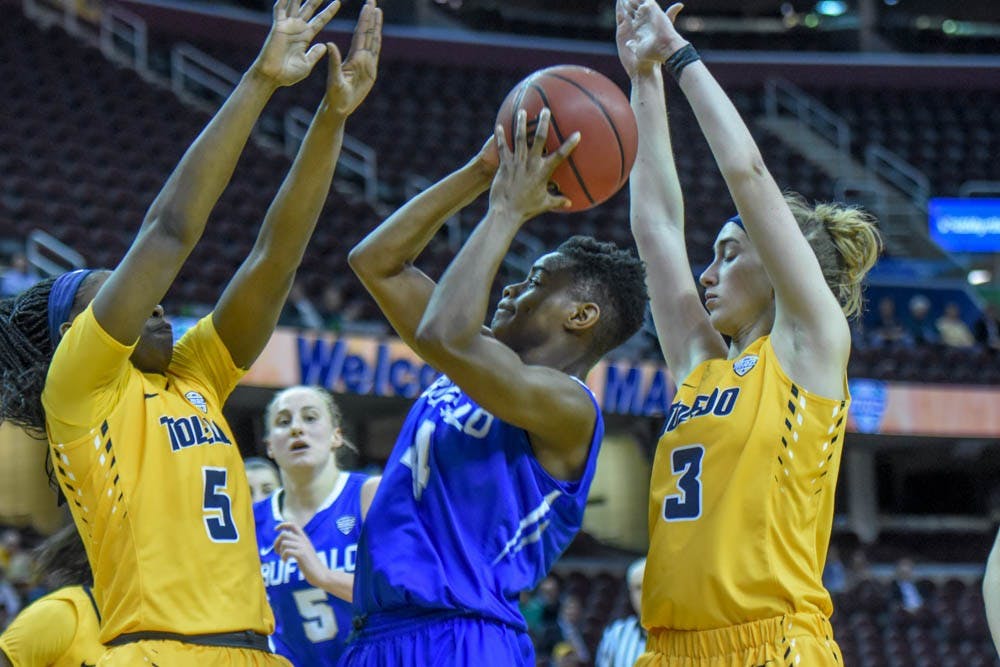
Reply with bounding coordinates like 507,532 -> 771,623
496,65 -> 638,213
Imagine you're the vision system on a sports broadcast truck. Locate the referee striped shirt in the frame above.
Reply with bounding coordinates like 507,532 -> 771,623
595,615 -> 646,667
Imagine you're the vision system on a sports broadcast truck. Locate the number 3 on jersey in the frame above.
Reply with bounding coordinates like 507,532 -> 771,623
662,445 -> 704,522
203,466 -> 239,542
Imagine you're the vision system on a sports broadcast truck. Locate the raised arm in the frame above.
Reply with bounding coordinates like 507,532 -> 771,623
626,0 -> 850,378
214,0 -> 383,368
91,0 -> 340,347
413,110 -> 595,480
347,142 -> 497,348
617,0 -> 725,382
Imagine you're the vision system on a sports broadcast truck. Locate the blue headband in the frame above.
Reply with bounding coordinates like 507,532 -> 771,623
47,269 -> 94,348
726,214 -> 746,232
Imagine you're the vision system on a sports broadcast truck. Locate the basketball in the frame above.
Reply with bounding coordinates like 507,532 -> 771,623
495,65 -> 638,213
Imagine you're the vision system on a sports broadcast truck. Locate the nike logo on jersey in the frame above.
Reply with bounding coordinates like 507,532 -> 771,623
143,393 -> 159,399
260,544 -> 275,557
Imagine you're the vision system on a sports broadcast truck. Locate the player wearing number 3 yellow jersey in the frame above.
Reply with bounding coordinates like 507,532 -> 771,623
0,0 -> 381,663
616,0 -> 882,664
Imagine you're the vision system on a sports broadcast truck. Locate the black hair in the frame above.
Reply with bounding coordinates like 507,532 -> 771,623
0,277 -> 58,439
32,523 -> 93,588
0,274 -> 99,501
555,236 -> 648,357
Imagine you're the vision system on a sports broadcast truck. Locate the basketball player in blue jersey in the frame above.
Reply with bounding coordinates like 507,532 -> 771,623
253,385 -> 379,666
342,110 -> 648,666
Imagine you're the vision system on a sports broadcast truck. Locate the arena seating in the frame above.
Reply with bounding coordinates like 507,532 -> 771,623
2,10 -> 996,379
806,87 -> 1000,197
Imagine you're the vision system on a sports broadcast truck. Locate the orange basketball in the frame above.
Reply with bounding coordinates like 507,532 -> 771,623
496,65 -> 638,213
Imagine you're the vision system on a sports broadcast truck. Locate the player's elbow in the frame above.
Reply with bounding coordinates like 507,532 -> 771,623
718,147 -> 768,183
347,243 -> 374,278
414,319 -> 452,352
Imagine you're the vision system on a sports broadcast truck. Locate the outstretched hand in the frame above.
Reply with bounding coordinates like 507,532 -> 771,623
254,0 -> 343,88
324,0 -> 383,117
620,0 -> 687,69
489,108 -> 580,223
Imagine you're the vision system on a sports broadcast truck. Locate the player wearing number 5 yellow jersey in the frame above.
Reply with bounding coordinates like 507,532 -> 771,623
0,1 -> 381,664
617,1 -> 882,665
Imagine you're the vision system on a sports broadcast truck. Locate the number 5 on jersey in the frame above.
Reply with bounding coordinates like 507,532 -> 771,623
203,466 -> 239,542
662,445 -> 704,522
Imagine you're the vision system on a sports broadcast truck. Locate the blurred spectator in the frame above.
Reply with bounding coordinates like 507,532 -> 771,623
871,297 -> 910,347
553,594 -> 589,664
936,301 -> 975,348
904,294 -> 939,346
0,253 -> 38,298
849,316 -> 870,351
847,549 -> 873,590
890,557 -> 924,613
596,558 -> 646,667
0,531 -> 30,588
974,303 -> 1000,351
319,286 -> 369,334
822,545 -> 848,594
278,280 -> 324,330
551,640 -> 586,667
0,567 -> 20,619
522,575 -> 561,650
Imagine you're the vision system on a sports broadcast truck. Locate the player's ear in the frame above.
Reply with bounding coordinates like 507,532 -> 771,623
565,302 -> 600,332
331,427 -> 343,450
59,321 -> 72,338
264,439 -> 273,459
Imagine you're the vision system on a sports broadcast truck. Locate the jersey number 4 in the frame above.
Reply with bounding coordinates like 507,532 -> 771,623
202,467 -> 239,542
662,445 -> 704,522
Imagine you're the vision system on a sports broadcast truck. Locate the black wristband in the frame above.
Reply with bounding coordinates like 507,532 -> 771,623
666,43 -> 700,81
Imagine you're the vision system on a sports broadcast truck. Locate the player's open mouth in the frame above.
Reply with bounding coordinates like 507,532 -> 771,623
290,441 -> 309,452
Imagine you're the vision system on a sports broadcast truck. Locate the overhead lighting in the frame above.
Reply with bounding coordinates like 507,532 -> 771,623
968,269 -> 992,285
804,13 -> 820,27
883,0 -> 899,5
816,1 -> 847,16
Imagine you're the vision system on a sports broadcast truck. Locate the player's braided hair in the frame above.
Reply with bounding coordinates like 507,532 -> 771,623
555,236 -> 649,358
0,276 -> 58,439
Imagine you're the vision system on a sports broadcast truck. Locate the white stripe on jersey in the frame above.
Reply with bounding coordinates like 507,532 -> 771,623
492,489 -> 562,565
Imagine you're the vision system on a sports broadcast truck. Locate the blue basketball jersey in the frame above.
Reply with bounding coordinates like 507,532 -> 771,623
254,472 -> 366,667
354,375 -> 603,630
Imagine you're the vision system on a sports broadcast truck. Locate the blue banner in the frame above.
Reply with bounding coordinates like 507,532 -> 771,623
928,198 -> 1000,252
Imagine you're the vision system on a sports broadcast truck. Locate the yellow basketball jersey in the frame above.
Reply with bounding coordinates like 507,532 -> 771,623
643,336 -> 849,631
0,585 -> 104,666
42,306 -> 273,642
